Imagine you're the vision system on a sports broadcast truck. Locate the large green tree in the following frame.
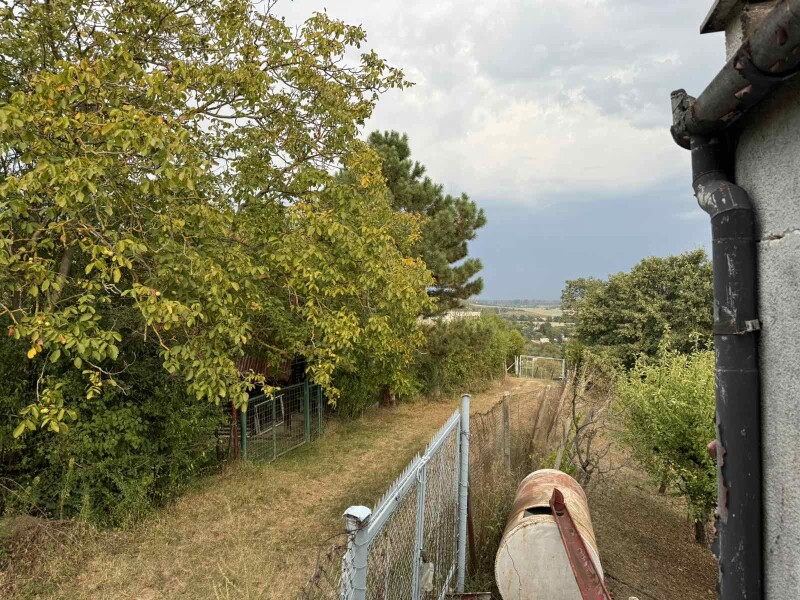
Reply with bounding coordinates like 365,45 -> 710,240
564,250 -> 713,365
560,277 -> 604,314
0,0 -> 433,436
367,131 -> 486,312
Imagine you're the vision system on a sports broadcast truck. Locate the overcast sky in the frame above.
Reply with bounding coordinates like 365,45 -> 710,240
277,0 -> 727,300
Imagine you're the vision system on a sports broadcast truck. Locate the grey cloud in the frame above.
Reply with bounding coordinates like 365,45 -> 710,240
272,0 -> 721,296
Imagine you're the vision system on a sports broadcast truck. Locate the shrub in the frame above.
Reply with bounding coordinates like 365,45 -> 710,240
0,333 -> 224,527
616,347 -> 716,541
331,316 -> 523,414
414,316 -> 524,397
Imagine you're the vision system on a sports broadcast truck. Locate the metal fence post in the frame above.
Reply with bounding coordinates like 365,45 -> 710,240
240,404 -> 248,460
272,394 -> 277,461
317,385 -> 324,436
303,381 -> 311,444
411,462 -> 427,600
456,393 -> 470,592
502,391 -> 511,472
342,506 -> 372,600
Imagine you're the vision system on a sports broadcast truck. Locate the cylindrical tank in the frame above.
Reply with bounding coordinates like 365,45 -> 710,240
495,469 -> 603,600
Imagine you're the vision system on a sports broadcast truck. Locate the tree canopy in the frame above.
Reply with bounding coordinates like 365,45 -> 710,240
366,131 -> 486,312
0,0 -> 433,436
563,250 -> 713,365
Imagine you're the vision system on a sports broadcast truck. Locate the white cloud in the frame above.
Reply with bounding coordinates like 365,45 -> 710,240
275,0 -> 725,205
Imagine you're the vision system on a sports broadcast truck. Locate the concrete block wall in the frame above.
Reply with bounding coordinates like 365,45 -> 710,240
735,77 -> 800,597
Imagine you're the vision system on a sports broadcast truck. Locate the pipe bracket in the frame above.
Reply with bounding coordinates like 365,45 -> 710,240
714,318 -> 761,335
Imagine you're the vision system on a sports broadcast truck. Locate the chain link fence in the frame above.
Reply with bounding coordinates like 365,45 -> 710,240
344,407 -> 464,600
304,406 -> 465,600
467,384 -> 567,590
302,384 -> 568,598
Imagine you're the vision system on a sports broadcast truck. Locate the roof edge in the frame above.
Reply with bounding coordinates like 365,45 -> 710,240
701,0 -> 743,34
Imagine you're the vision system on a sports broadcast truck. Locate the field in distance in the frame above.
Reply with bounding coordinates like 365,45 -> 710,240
469,302 -> 563,319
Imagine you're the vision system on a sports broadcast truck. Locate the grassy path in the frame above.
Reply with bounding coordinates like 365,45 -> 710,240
7,378 -> 543,600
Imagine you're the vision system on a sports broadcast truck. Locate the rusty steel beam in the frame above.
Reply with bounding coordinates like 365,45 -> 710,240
672,0 -> 800,147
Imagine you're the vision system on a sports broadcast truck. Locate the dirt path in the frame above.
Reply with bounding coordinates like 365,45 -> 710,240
8,378 -> 544,600
588,439 -> 718,600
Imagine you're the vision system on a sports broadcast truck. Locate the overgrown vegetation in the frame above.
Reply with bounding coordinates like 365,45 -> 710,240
333,315 -> 524,416
562,252 -> 718,543
414,316 -> 524,399
0,0 -> 455,525
616,347 -> 716,542
0,336 -> 223,527
0,0 -> 496,526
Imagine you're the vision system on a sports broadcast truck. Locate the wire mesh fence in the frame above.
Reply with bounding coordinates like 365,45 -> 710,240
353,410 -> 463,600
516,355 -> 566,380
303,408 -> 464,600
243,381 -> 325,461
301,384 -> 568,599
421,427 -> 460,597
364,479 -> 420,598
215,381 -> 325,463
467,384 -> 567,591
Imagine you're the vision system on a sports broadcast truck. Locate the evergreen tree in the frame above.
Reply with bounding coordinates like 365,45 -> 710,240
368,131 -> 486,312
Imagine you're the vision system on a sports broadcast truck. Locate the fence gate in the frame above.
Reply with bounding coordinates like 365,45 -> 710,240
516,355 -> 566,380
340,395 -> 470,600
238,381 -> 325,462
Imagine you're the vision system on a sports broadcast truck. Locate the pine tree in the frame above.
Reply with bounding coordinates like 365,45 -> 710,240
368,131 -> 486,312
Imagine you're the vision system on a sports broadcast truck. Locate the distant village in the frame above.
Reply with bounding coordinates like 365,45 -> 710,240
466,300 -> 575,355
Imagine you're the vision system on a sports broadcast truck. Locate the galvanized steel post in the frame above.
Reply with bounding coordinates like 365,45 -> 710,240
411,460 -> 427,600
342,505 -> 372,600
456,393 -> 470,592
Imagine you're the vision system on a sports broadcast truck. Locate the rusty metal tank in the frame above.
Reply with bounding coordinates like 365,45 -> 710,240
495,469 -> 603,600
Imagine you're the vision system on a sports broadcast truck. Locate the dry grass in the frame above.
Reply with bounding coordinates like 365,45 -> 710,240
589,437 -> 718,600
3,378 -> 545,600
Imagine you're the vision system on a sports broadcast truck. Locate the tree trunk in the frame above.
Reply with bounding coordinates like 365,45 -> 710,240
380,385 -> 395,407
694,520 -> 707,544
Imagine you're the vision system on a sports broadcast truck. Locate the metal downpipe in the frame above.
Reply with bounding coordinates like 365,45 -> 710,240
691,136 -> 762,600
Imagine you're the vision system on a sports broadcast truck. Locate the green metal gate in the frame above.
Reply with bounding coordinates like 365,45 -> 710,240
239,381 -> 325,461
